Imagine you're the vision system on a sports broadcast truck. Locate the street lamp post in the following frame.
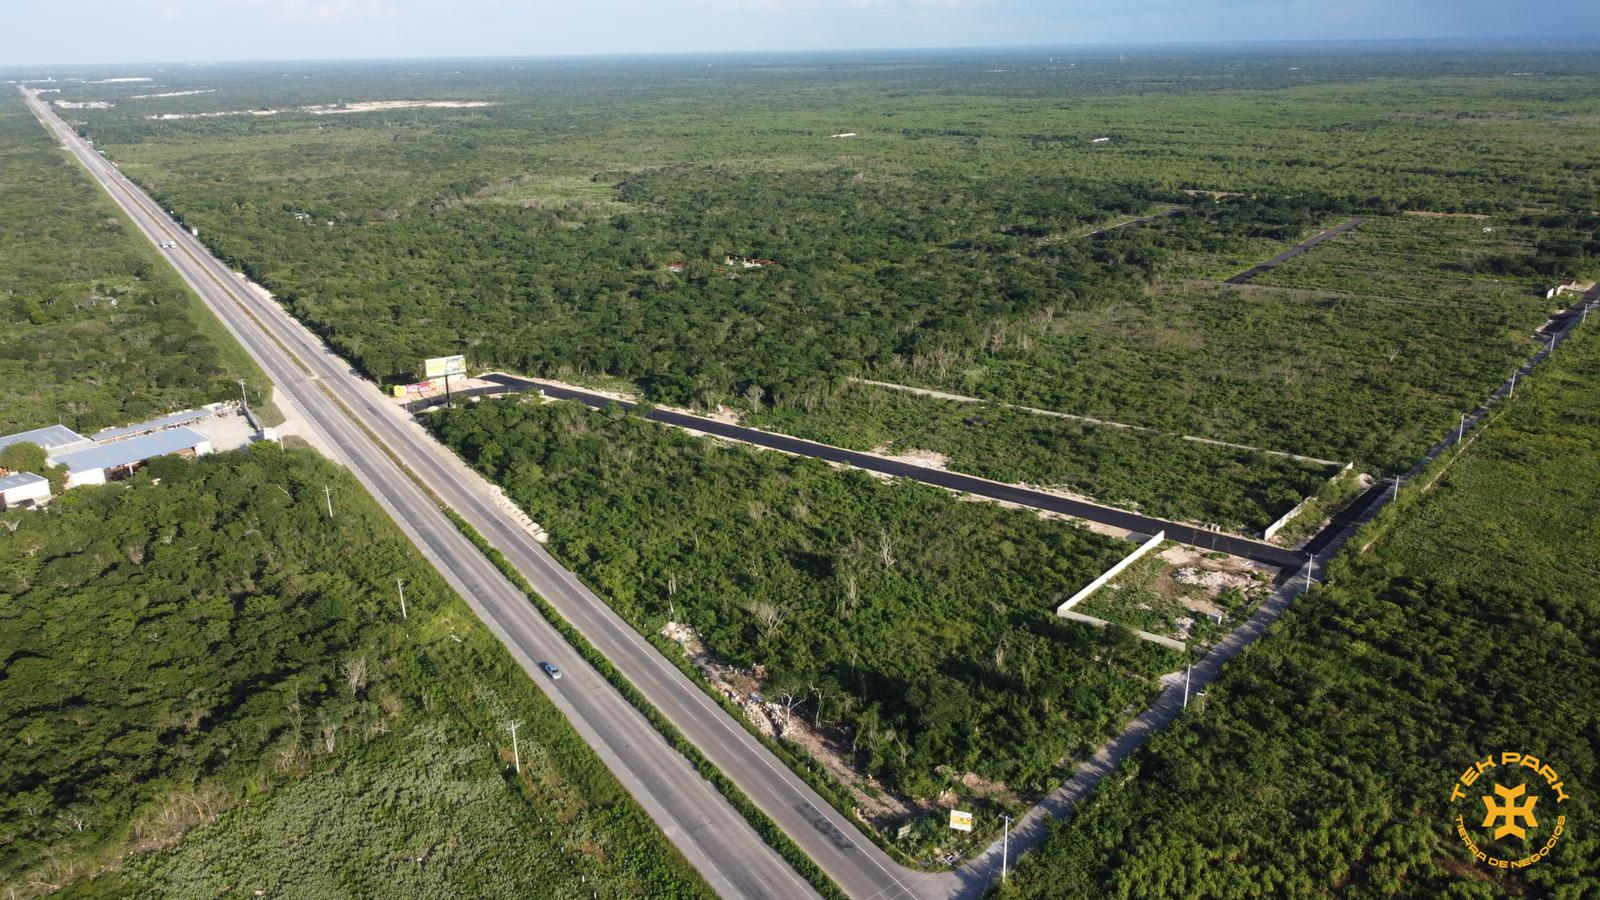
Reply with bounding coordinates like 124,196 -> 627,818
509,722 -> 521,775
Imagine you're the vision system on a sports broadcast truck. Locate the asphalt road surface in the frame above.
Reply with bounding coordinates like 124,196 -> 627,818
475,374 -> 1306,569
1081,205 -> 1186,237
1225,217 -> 1366,284
23,89 -> 838,900
37,85 -> 1462,900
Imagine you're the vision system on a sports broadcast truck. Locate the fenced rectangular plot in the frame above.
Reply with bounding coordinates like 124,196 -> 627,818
1252,215 -> 1550,305
427,398 -> 1181,808
951,270 -> 1550,471
745,380 -> 1337,536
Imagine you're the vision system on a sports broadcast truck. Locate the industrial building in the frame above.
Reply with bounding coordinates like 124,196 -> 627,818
0,472 -> 51,510
48,427 -> 212,487
0,424 -> 90,455
0,412 -> 221,508
92,406 -> 218,442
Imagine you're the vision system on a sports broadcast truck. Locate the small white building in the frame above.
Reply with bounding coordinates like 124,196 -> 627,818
0,472 -> 51,509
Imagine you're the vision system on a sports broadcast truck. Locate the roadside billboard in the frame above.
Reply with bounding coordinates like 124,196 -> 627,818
392,381 -> 437,397
423,355 -> 466,379
948,810 -> 974,832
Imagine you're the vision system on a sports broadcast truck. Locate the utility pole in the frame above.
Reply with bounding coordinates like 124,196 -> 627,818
396,578 -> 408,619
1000,814 -> 1013,883
509,722 -> 521,775
1183,664 -> 1192,709
324,485 -> 334,518
1457,413 -> 1465,447
1390,476 -> 1400,503
1509,370 -> 1518,397
1303,554 -> 1316,593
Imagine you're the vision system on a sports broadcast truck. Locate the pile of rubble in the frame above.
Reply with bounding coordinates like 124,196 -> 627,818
660,622 -> 788,738
1173,567 -> 1251,592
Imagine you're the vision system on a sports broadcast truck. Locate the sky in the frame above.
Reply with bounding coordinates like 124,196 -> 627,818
3,0 -> 1597,66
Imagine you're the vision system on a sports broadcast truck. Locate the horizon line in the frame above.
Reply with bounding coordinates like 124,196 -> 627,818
7,35 -> 1600,73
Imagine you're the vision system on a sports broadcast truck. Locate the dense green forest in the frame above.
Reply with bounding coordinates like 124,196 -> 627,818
0,447 -> 707,898
13,50 -> 1599,888
0,90 -> 704,897
877,213 -> 1583,469
0,93 -> 274,434
1000,323 -> 1600,896
427,397 -> 1180,804
39,50 -> 1599,469
746,380 -> 1334,532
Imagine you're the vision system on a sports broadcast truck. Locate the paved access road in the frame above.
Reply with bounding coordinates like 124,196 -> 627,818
23,89 -> 838,900
476,374 -> 1306,569
31,84 -> 1377,900
1225,217 -> 1366,284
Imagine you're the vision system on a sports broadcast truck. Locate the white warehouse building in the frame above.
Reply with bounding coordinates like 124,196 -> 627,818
0,424 -> 90,456
48,426 -> 212,488
0,472 -> 52,510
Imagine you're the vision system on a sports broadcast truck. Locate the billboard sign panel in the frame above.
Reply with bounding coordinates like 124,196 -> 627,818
423,355 -> 466,379
948,810 -> 974,832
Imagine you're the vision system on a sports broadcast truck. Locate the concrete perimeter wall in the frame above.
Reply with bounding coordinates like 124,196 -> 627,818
1263,461 -> 1355,542
1056,529 -> 1165,616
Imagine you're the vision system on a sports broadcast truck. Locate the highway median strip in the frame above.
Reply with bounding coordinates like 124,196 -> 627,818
446,511 -> 849,900
41,108 -> 846,894
300,380 -> 847,899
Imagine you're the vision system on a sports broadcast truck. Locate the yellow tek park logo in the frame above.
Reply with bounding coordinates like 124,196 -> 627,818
1450,751 -> 1570,869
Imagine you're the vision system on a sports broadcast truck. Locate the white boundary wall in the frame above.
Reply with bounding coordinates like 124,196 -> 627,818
1262,461 -> 1355,541
1056,530 -> 1165,616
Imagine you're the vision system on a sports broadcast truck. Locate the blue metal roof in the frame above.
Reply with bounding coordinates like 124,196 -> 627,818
0,472 -> 49,491
0,424 -> 87,453
49,427 -> 208,474
93,408 -> 213,442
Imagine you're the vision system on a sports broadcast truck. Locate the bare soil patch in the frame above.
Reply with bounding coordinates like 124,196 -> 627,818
659,622 -> 913,823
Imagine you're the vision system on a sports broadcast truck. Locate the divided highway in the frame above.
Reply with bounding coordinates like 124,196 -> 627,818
36,87 -> 1439,900
23,89 -> 848,900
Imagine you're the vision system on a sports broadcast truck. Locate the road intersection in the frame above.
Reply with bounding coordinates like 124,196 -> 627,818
33,85 -> 1586,900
